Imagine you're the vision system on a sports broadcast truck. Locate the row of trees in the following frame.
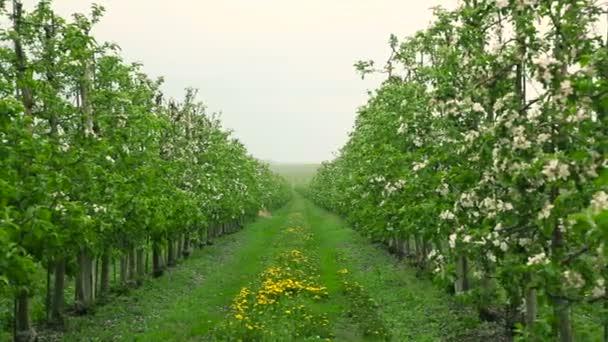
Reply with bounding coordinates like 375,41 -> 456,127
307,0 -> 606,340
0,1 -> 291,341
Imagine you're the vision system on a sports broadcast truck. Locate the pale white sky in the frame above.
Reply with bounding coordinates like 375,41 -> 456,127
24,0 -> 458,163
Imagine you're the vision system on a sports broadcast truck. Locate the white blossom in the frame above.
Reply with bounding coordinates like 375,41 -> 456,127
542,159 -> 570,181
412,159 -> 429,172
487,252 -> 497,263
537,133 -> 551,144
472,103 -> 485,113
495,0 -> 509,9
538,201 -> 554,220
592,278 -> 605,298
449,233 -> 457,248
527,252 -> 549,266
563,270 -> 584,289
590,191 -> 608,213
440,210 -> 456,220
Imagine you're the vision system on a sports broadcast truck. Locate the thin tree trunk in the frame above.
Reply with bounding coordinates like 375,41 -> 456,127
168,239 -> 176,267
183,233 -> 191,258
128,248 -> 136,282
525,287 -> 537,327
177,235 -> 183,259
46,262 -> 51,323
85,251 -> 93,303
94,257 -> 99,300
552,215 -> 573,342
50,257 -> 65,328
100,251 -> 110,300
455,255 -> 469,293
153,240 -> 163,277
15,289 -> 35,342
145,248 -> 150,275
120,255 -> 128,286
553,296 -> 573,342
75,248 -> 92,313
136,248 -> 145,284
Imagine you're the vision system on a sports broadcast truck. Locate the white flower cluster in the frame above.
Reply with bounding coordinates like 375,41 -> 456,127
412,159 -> 429,172
458,191 -> 477,208
440,210 -> 455,221
495,0 -> 509,9
449,233 -> 457,248
436,183 -> 449,197
92,204 -> 107,214
538,201 -> 554,220
591,278 -> 605,298
527,252 -> 549,266
542,159 -> 570,182
590,191 -> 608,213
512,125 -> 531,150
383,179 -> 406,197
563,270 -> 585,289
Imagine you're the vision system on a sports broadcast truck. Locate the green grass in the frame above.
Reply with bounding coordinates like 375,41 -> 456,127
302,198 -> 503,342
39,195 -> 505,341
42,202 -> 293,341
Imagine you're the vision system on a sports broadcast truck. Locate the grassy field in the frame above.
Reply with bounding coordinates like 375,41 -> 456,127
40,195 -> 504,341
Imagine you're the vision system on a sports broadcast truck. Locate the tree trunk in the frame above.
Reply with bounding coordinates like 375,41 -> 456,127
168,239 -> 176,267
525,287 -> 537,327
100,251 -> 110,300
120,255 -> 128,286
46,262 -> 51,323
145,248 -> 149,275
152,240 -> 163,277
552,214 -> 573,341
50,258 -> 65,328
136,248 -> 145,284
177,235 -> 183,259
75,248 -> 92,313
553,296 -> 573,342
128,248 -> 136,282
15,289 -> 36,342
183,233 -> 191,258
455,255 -> 469,294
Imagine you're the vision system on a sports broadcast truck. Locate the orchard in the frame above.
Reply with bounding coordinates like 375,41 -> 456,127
0,1 -> 290,340
307,0 -> 607,340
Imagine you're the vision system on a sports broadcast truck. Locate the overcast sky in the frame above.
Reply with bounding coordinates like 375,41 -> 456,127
26,0 -> 458,163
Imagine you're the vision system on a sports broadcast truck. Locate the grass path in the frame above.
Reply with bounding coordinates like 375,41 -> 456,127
302,198 -> 502,341
51,195 -> 500,341
52,202 -> 294,341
